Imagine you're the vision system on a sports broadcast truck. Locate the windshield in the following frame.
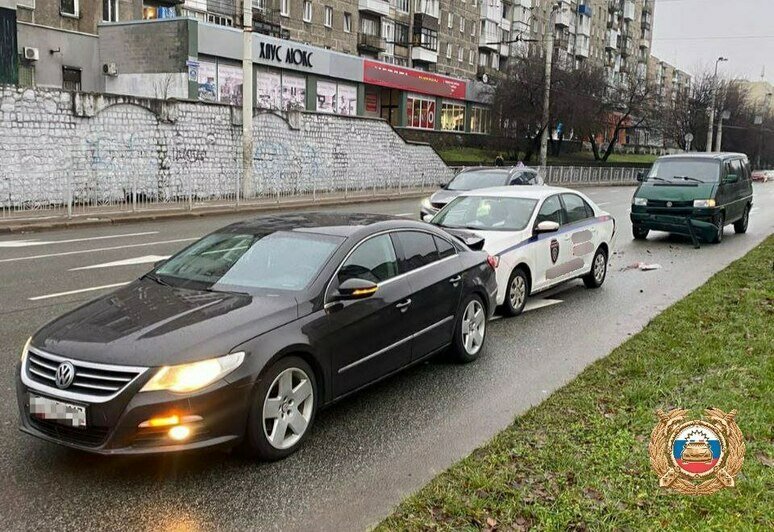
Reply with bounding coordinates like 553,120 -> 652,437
446,171 -> 508,191
647,160 -> 721,183
433,196 -> 538,232
154,231 -> 343,293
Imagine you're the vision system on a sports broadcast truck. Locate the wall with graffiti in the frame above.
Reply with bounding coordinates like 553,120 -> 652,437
0,85 -> 452,210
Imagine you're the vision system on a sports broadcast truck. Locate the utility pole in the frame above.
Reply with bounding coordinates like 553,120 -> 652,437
754,92 -> 772,168
539,3 -> 561,168
241,0 -> 254,202
715,109 -> 729,151
705,56 -> 727,152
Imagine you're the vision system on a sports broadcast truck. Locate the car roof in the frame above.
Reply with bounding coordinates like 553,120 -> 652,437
459,185 -> 575,199
656,152 -> 747,162
224,212 -> 404,237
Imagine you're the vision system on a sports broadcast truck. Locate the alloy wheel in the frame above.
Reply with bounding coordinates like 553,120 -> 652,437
593,252 -> 606,284
262,367 -> 314,450
461,300 -> 486,355
509,275 -> 526,310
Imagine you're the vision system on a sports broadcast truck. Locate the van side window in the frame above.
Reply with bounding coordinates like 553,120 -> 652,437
729,159 -> 743,179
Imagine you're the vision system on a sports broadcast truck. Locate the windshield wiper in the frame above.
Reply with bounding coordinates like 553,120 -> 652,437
673,175 -> 703,183
142,272 -> 172,287
646,176 -> 668,182
203,286 -> 251,297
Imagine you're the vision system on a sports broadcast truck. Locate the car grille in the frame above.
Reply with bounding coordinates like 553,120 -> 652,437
648,200 -> 694,208
28,416 -> 110,447
26,348 -> 144,399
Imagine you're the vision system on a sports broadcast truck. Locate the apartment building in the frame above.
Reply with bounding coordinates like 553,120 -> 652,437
647,55 -> 691,103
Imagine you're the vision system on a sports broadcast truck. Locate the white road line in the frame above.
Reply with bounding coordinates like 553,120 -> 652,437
489,298 -> 563,321
0,238 -> 197,263
395,213 -> 414,217
69,255 -> 170,271
0,231 -> 159,248
28,282 -> 131,301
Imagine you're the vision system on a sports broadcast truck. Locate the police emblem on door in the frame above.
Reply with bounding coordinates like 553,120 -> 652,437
550,239 -> 560,264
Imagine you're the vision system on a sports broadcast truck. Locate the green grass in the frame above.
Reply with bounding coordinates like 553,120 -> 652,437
437,147 -> 658,166
378,236 -> 774,531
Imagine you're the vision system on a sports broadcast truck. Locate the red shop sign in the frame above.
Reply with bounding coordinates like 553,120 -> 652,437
363,60 -> 467,100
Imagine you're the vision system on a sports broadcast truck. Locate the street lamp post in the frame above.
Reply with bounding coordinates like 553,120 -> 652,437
715,109 -> 730,151
241,1 -> 254,202
705,56 -> 727,152
539,3 -> 562,168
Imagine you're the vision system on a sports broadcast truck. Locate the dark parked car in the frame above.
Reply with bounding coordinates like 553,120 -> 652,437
17,213 -> 497,460
420,166 -> 543,220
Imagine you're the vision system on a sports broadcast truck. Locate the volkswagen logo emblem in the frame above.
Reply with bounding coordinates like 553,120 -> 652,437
55,361 -> 76,389
666,201 -> 673,208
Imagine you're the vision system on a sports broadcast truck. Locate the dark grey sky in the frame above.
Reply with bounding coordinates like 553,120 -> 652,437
651,0 -> 773,81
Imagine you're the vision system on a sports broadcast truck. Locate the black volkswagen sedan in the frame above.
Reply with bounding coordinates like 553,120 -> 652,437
17,213 -> 497,460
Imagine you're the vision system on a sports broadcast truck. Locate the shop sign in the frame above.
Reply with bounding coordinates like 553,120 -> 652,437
259,42 -> 314,69
363,60 -> 466,100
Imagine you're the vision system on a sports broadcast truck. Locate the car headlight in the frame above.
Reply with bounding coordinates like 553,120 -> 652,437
632,197 -> 647,206
21,337 -> 31,363
140,352 -> 245,393
693,199 -> 716,208
421,197 -> 433,210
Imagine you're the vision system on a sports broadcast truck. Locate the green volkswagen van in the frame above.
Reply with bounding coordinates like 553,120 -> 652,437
630,153 -> 753,243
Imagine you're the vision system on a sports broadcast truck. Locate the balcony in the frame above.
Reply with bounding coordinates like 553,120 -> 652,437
413,12 -> 439,31
479,33 -> 499,52
620,37 -> 631,57
555,8 -> 573,28
477,65 -> 506,82
358,0 -> 390,17
642,1 -> 653,15
358,32 -> 387,53
623,0 -> 635,21
411,46 -> 437,64
639,37 -> 649,49
577,4 -> 592,17
606,29 -> 619,49
608,0 -> 619,14
575,35 -> 590,58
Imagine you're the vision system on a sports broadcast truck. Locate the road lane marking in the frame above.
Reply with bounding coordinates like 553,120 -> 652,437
395,213 -> 414,217
28,282 -> 131,301
69,255 -> 170,271
0,231 -> 159,248
0,238 -> 197,263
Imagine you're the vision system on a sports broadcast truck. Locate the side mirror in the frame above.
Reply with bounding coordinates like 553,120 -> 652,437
422,213 -> 434,222
335,278 -> 378,301
534,221 -> 560,234
724,174 -> 738,183
636,172 -> 645,182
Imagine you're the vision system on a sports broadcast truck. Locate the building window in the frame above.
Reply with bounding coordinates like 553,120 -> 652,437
303,1 -> 312,22
470,106 -> 491,134
460,17 -> 464,33
396,0 -> 409,12
62,67 -> 82,92
440,102 -> 465,132
361,17 -> 378,36
458,47 -> 463,63
324,6 -> 332,27
468,49 -> 474,65
395,23 -> 409,46
414,27 -> 438,51
447,13 -> 453,29
103,0 -> 118,22
446,43 -> 452,59
344,12 -> 351,32
407,94 -> 436,129
60,0 -> 78,17
207,13 -> 233,26
415,0 -> 439,18
280,0 -> 289,16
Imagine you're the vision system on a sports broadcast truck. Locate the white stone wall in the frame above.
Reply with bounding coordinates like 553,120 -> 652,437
0,86 -> 452,208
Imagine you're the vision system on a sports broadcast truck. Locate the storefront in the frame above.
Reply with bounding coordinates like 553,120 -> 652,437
195,23 -> 491,133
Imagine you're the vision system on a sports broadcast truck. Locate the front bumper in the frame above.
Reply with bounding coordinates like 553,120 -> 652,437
630,207 -> 721,241
16,365 -> 253,455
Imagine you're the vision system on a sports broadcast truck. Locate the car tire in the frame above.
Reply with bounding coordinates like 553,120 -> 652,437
733,205 -> 750,234
583,247 -> 608,289
711,212 -> 725,244
502,267 -> 529,317
632,224 -> 649,240
450,294 -> 487,364
241,356 -> 318,461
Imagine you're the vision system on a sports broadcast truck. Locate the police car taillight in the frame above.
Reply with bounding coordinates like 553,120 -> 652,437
486,255 -> 499,269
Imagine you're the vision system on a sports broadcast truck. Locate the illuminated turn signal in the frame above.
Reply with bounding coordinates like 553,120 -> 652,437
352,286 -> 378,296
138,414 -> 202,428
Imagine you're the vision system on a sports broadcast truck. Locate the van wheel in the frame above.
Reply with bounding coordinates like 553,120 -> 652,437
503,268 -> 529,316
733,205 -> 750,234
632,225 -> 649,240
583,247 -> 608,289
711,213 -> 725,244
241,356 -> 317,461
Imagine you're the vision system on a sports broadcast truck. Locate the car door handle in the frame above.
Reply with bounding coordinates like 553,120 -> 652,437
448,275 -> 462,285
395,298 -> 412,311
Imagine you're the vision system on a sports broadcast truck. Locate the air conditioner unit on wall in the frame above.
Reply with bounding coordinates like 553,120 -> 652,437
23,47 -> 40,62
102,63 -> 118,76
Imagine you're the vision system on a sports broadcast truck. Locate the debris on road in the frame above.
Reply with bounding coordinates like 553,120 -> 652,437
620,262 -> 663,271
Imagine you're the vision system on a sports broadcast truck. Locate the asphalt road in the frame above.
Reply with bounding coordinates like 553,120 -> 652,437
1,184 -> 772,531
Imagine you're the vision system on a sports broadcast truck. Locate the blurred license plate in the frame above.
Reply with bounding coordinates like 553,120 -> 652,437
29,395 -> 87,428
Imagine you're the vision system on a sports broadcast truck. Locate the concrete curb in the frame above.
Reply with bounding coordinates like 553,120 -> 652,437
0,191 -> 429,234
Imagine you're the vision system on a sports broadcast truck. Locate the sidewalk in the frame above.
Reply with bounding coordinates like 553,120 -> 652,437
0,190 -> 429,234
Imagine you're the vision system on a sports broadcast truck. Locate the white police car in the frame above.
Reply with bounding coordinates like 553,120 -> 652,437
430,186 -> 615,315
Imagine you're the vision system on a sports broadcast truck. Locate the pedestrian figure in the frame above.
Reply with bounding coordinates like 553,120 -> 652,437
495,155 -> 504,166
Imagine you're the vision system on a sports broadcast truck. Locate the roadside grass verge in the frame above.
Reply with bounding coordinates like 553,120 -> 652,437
379,236 -> 774,531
